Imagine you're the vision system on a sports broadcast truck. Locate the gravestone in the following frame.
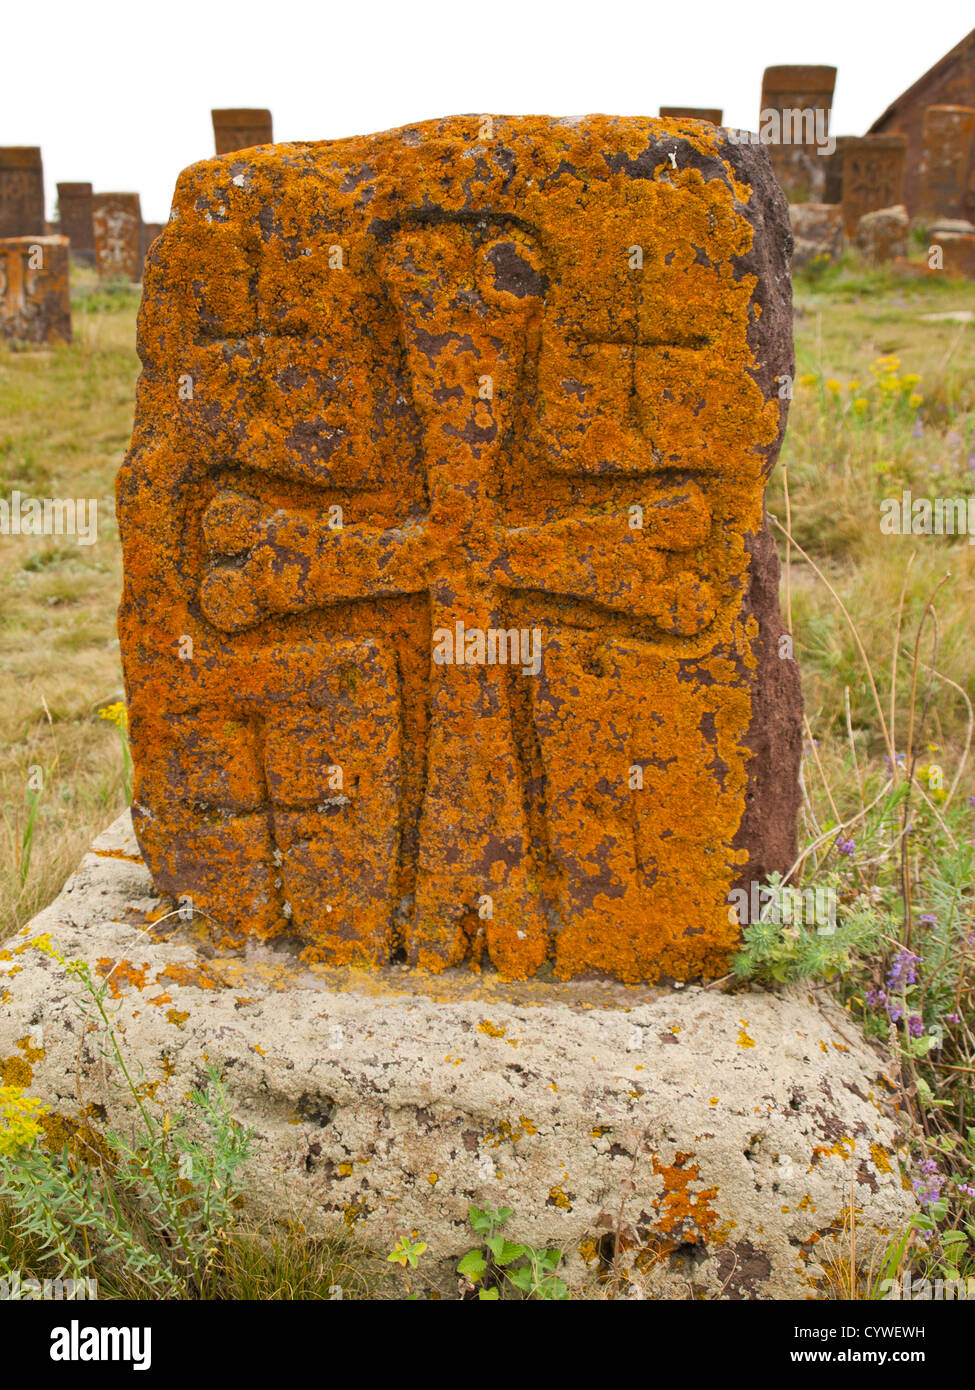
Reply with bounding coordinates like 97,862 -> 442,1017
117,114 -> 802,986
856,205 -> 909,263
659,106 -> 723,125
788,203 -> 844,269
759,65 -> 837,201
0,148 -> 46,239
919,105 -> 975,221
57,182 -> 96,263
211,108 -> 273,155
838,135 -> 907,236
93,193 -> 143,281
0,235 -> 71,344
140,220 -> 164,272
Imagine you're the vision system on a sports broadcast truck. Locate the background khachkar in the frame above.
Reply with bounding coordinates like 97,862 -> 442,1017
117,115 -> 801,983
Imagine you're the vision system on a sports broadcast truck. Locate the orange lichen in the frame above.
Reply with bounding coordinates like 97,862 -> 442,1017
650,1150 -> 720,1242
118,114 -> 796,986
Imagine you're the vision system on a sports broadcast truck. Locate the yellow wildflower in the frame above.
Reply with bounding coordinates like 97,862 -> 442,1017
852,398 -> 869,414
908,393 -> 923,409
98,702 -> 128,731
798,373 -> 817,388
0,1085 -> 49,1156
825,379 -> 842,393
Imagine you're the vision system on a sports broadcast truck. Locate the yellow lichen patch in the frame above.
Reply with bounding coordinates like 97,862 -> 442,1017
870,1143 -> 894,1175
737,1021 -> 756,1048
15,1035 -> 45,1065
0,1055 -> 33,1087
165,1009 -> 190,1028
548,1186 -> 572,1210
476,1020 -> 506,1038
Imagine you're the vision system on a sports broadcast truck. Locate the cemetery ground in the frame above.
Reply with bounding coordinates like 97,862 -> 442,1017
1,257 -> 974,1299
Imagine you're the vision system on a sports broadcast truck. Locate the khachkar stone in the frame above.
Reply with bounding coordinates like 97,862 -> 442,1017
759,65 -> 836,201
0,235 -> 71,344
659,106 -> 723,126
919,105 -> 975,221
117,115 -> 802,986
93,193 -> 143,281
140,221 -> 164,272
212,108 -> 273,155
0,147 -> 46,238
57,181 -> 95,263
839,134 -> 907,236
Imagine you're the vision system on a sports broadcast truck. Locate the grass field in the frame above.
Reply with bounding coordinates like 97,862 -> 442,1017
1,251 -> 974,1296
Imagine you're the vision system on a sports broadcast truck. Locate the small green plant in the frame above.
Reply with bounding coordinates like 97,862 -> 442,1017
98,701 -> 132,805
456,1203 -> 569,1300
386,1235 -> 427,1299
0,936 -> 254,1298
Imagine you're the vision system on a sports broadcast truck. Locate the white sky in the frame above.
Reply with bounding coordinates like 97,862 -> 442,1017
3,0 -> 973,223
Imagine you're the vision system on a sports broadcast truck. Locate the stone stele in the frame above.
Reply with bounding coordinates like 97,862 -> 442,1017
0,235 -> 71,345
93,192 -> 143,282
117,115 -> 803,988
0,147 -> 46,239
0,812 -> 917,1298
56,181 -> 96,263
211,108 -> 274,156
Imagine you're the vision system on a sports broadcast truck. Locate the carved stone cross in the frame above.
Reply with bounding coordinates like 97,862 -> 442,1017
118,116 -> 802,984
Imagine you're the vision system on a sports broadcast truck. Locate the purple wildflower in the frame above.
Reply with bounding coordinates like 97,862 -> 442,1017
887,1001 -> 903,1023
908,1014 -> 924,1038
918,914 -> 937,927
912,1159 -> 943,1207
957,1183 -> 975,1199
835,836 -> 856,858
865,987 -> 887,1008
887,950 -> 920,989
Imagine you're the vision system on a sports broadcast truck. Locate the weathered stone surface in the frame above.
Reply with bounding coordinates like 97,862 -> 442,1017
659,107 -> 723,126
139,220 -> 164,271
0,813 -> 917,1299
0,147 -> 45,239
93,193 -> 143,281
117,115 -> 802,986
838,135 -> 906,236
0,235 -> 71,344
212,108 -> 273,155
760,65 -> 837,202
789,202 -> 844,269
932,228 -> 975,277
856,205 -> 909,264
919,105 -> 975,221
869,28 -> 975,222
57,182 -> 95,263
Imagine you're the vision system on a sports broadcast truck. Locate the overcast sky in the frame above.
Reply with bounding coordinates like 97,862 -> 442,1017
4,1 -> 973,223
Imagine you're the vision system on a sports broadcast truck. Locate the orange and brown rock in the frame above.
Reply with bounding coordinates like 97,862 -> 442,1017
211,108 -> 273,156
57,182 -> 95,263
0,148 -> 46,239
117,115 -> 802,985
0,235 -> 71,345
918,105 -> 975,221
759,65 -> 836,201
659,107 -> 723,126
837,135 -> 906,237
93,193 -> 143,281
